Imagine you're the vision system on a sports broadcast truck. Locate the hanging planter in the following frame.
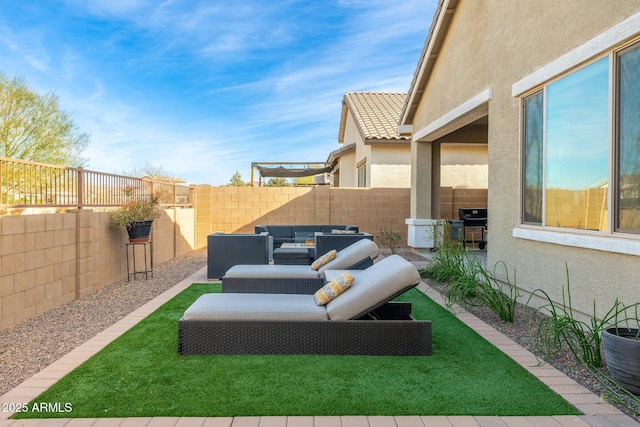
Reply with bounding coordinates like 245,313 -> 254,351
127,220 -> 154,243
603,327 -> 640,395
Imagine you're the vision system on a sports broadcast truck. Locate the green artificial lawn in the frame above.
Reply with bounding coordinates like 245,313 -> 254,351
15,283 -> 580,418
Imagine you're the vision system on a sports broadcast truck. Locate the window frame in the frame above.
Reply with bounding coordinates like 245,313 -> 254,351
613,42 -> 640,234
511,11 -> 640,255
517,38 -> 640,254
521,90 -> 544,226
357,159 -> 367,188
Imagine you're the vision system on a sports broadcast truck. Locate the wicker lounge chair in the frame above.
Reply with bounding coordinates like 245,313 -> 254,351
178,255 -> 432,356
221,239 -> 379,294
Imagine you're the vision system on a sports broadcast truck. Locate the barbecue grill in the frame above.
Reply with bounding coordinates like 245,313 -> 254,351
458,208 -> 487,250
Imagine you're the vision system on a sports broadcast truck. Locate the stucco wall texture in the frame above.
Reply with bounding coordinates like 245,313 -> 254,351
408,0 -> 640,317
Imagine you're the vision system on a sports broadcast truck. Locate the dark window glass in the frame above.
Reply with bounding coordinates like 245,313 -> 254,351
617,45 -> 640,232
523,92 -> 544,224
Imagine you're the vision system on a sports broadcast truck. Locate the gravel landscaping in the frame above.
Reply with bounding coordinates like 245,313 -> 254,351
0,248 -> 207,395
0,246 -> 638,422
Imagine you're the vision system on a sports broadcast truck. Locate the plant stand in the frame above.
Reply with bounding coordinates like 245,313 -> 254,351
126,241 -> 153,281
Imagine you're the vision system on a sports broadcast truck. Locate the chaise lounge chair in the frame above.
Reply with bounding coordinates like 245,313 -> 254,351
178,254 -> 432,356
221,238 -> 379,294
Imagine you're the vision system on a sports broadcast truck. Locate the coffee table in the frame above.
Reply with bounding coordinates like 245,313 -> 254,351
278,242 -> 314,264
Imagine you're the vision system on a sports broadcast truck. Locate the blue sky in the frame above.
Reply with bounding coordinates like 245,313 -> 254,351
0,0 -> 435,185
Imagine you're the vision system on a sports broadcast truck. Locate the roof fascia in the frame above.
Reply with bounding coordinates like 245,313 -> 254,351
413,88 -> 492,142
400,0 -> 458,126
364,139 -> 411,146
342,93 -> 369,143
338,100 -> 349,143
327,142 -> 356,163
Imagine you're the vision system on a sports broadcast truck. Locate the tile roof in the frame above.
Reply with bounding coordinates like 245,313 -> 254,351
341,92 -> 410,143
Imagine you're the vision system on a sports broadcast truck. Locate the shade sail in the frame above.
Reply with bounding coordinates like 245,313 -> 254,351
254,161 -> 337,178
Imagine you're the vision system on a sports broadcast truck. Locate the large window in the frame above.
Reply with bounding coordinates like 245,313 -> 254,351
522,42 -> 640,234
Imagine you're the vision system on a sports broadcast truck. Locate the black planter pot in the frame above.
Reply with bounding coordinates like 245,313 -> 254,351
603,327 -> 640,395
126,220 -> 153,243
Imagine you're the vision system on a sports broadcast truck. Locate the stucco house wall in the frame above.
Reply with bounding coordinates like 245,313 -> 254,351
333,91 -> 487,189
370,146 -> 411,188
335,151 -> 357,188
336,113 -> 361,187
441,144 -> 488,189
404,0 -> 640,318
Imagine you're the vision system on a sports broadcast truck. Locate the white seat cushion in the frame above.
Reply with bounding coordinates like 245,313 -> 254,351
223,239 -> 378,279
183,293 -> 329,321
323,270 -> 364,283
224,264 -> 320,279
326,255 -> 420,321
317,239 -> 379,277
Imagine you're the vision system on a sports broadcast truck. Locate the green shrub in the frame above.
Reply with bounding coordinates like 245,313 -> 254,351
419,222 -> 467,283
420,223 -> 519,322
445,258 -> 520,323
377,225 -> 402,254
526,265 -> 640,367
587,365 -> 640,416
474,261 -> 520,323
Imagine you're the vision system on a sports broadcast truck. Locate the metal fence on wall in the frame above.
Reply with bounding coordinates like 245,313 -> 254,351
0,156 -> 193,210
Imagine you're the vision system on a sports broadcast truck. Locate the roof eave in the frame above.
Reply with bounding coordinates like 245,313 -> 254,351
364,138 -> 411,146
400,0 -> 458,126
327,143 -> 356,164
342,93 -> 370,143
338,100 -> 349,143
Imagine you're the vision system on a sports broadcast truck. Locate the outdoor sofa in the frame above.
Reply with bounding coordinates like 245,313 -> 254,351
271,231 -> 374,265
255,224 -> 359,248
221,239 -> 379,294
178,254 -> 432,356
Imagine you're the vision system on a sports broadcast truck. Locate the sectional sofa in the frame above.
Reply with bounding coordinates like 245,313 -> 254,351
254,224 -> 359,248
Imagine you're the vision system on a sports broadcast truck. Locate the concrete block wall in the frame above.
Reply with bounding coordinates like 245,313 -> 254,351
194,185 -> 487,249
194,186 -> 411,248
0,209 -> 195,330
440,187 -> 488,220
0,213 -> 78,329
195,185 -> 321,247
327,187 -> 410,241
1,185 -> 485,331
75,210 -> 119,299
140,208 -> 196,267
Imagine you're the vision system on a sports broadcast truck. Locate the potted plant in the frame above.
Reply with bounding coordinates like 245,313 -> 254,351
603,322 -> 640,395
526,265 -> 640,395
109,191 -> 161,243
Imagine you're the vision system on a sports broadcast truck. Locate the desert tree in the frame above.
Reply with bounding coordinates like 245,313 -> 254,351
226,171 -> 247,187
0,72 -> 88,166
